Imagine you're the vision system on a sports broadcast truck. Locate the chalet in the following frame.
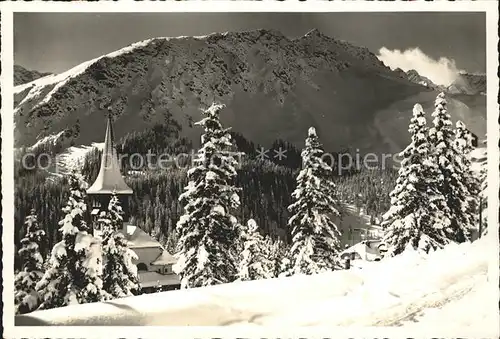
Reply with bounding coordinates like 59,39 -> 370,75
87,114 -> 180,292
340,240 -> 386,261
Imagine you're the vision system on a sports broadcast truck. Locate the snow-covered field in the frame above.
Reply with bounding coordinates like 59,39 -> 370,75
15,237 -> 497,335
40,143 -> 104,179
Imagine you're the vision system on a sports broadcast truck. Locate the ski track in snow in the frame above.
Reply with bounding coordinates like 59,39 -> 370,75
42,143 -> 104,180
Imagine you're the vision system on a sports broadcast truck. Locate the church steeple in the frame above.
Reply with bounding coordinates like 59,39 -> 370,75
87,113 -> 132,195
87,112 -> 132,226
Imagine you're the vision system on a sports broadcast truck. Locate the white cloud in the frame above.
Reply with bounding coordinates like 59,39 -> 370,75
377,47 -> 462,86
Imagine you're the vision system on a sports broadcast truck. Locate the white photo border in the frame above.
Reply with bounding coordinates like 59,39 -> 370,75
1,1 -> 499,338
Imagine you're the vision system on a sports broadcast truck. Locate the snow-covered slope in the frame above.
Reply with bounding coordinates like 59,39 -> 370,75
471,145 -> 487,178
14,65 -> 52,86
400,274 -> 492,330
14,29 -> 438,154
15,237 -> 496,335
404,69 -> 434,87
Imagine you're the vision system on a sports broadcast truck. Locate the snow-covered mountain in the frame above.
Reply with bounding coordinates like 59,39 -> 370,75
14,65 -> 52,86
14,29 -> 486,154
391,67 -> 486,97
447,71 -> 486,95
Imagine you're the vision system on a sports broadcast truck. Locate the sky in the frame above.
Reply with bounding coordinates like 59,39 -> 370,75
14,12 -> 486,84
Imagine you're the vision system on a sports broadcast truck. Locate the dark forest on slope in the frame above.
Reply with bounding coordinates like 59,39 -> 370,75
14,119 -> 397,266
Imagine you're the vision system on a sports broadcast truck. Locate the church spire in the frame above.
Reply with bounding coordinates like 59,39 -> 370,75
87,112 -> 133,195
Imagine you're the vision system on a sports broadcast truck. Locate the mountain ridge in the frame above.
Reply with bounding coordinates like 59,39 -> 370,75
14,28 -> 485,155
14,65 -> 52,86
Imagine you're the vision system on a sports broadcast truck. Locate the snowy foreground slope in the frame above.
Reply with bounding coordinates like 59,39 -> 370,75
16,238 -> 497,334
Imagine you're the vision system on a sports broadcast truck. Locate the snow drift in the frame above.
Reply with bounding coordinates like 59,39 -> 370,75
14,28 -> 448,154
15,237 -> 496,335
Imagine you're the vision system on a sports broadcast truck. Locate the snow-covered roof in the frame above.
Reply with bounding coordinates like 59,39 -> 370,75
151,251 -> 177,266
118,225 -> 161,249
138,271 -> 180,288
87,115 -> 133,195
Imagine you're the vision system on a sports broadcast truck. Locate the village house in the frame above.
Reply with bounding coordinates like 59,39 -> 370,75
87,114 -> 180,293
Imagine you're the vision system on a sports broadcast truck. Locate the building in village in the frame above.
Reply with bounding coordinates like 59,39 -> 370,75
333,205 -> 384,248
87,114 -> 180,292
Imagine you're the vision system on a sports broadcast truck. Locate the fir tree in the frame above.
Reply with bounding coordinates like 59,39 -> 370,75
100,193 -> 140,299
267,238 -> 289,278
286,127 -> 342,275
477,138 -> 488,236
238,219 -> 273,281
36,173 -> 107,309
454,121 -> 481,222
429,93 -> 477,242
14,209 -> 46,314
382,104 -> 451,256
175,103 -> 243,288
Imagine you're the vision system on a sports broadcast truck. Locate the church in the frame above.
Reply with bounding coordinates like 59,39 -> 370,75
86,115 -> 180,293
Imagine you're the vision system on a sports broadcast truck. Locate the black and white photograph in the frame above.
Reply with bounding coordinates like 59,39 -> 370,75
1,2 -> 499,337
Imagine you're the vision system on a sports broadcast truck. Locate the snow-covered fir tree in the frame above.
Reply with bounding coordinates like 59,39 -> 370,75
478,138 -> 488,236
286,127 -> 342,275
381,104 -> 451,256
429,93 -> 478,242
100,193 -> 139,298
36,173 -> 107,309
14,209 -> 46,314
238,219 -> 274,281
454,120 -> 481,222
175,103 -> 243,288
155,280 -> 163,293
454,121 -> 475,154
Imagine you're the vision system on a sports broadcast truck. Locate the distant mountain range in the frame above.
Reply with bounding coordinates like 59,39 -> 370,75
14,28 -> 486,155
14,65 -> 52,86
393,67 -> 486,96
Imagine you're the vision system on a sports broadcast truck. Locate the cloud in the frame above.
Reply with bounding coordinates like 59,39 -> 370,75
377,47 -> 462,86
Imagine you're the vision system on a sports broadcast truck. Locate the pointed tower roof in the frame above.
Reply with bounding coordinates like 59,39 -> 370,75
87,114 -> 133,195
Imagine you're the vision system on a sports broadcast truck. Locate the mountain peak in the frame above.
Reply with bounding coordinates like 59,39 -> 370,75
304,28 -> 324,37
447,72 -> 486,95
402,69 -> 439,89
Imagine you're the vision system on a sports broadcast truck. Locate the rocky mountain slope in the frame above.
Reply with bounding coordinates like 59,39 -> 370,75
447,71 -> 486,95
14,65 -> 51,86
14,29 -> 486,155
